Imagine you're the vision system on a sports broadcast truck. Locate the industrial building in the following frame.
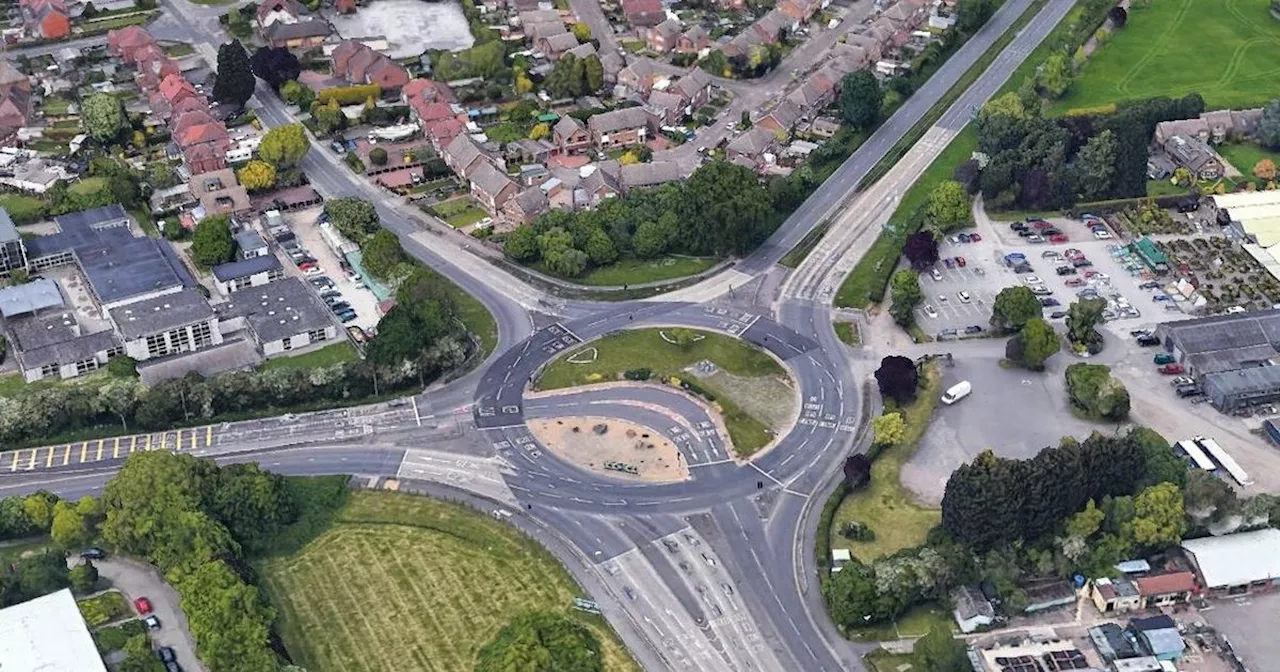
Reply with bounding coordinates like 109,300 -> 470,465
0,588 -> 107,672
1181,528 -> 1280,596
1154,308 -> 1280,411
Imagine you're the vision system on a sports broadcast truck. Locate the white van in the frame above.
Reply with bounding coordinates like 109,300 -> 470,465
941,381 -> 972,405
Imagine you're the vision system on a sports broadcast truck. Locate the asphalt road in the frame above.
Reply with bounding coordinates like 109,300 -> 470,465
0,0 -> 1081,668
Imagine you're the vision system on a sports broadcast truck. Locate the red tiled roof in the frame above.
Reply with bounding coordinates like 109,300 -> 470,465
180,121 -> 229,148
159,73 -> 196,102
1136,572 -> 1196,597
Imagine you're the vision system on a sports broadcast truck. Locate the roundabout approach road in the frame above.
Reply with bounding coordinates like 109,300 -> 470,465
0,0 -> 1081,668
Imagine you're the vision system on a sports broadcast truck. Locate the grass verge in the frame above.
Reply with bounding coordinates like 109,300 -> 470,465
853,602 -> 954,641
566,256 -> 719,287
261,342 -> 358,371
256,490 -> 638,672
833,321 -> 861,346
779,221 -> 830,269
829,365 -> 942,562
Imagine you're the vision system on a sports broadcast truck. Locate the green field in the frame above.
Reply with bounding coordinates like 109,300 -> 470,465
556,256 -> 718,287
258,491 -> 638,672
1053,0 -> 1280,113
261,342 -> 359,371
536,328 -> 787,456
829,367 -> 942,562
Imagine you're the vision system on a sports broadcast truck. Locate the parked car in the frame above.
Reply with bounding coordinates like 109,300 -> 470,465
80,548 -> 106,560
964,325 -> 984,334
1013,263 -> 1034,274
1153,295 -> 1173,303
1170,376 -> 1195,387
1159,363 -> 1185,375
1139,281 -> 1161,289
956,256 -> 966,267
1049,310 -> 1068,319
958,291 -> 972,303
346,325 -> 368,343
1049,234 -> 1069,243
1041,227 -> 1062,236
329,301 -> 351,313
134,597 -> 152,615
1065,278 -> 1085,287
309,277 -> 334,289
970,233 -> 982,242
943,257 -> 954,268
1023,275 -> 1043,285
329,140 -> 345,154
1027,234 -> 1045,243
1029,285 -> 1052,295
930,268 -> 942,281
1154,353 -> 1176,364
1041,250 -> 1061,259
923,305 -> 938,318
298,261 -> 318,272
1176,384 -> 1201,397
320,289 -> 341,300
1072,258 -> 1093,267
158,647 -> 176,663
1136,334 -> 1161,347
1064,248 -> 1083,259
338,311 -> 358,323
1077,289 -> 1100,298
303,267 -> 324,276
1056,265 -> 1077,275
1031,221 -> 1054,231
938,294 -> 948,303
957,233 -> 970,243
1093,230 -> 1112,240
1040,298 -> 1061,307
1011,222 -> 1027,231
143,615 -> 161,630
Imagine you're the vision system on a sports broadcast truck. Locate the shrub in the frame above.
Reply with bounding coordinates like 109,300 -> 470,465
316,83 -> 382,106
839,521 -> 876,542
77,591 -> 130,627
623,368 -> 652,381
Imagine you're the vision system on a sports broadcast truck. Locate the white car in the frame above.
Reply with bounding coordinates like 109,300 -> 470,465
1093,230 -> 1112,239
924,305 -> 938,318
930,268 -> 942,281
1023,275 -> 1042,285
303,267 -> 324,276
958,291 -> 972,303
938,294 -> 948,302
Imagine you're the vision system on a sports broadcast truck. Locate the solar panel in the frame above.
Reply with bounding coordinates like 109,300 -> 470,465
1043,649 -> 1089,670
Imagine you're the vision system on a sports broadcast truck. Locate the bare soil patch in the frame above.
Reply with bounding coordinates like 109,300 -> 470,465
527,417 -> 690,482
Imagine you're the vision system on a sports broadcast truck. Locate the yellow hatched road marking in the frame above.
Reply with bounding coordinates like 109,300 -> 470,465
159,433 -> 167,451
27,450 -> 35,470
130,436 -> 137,453
175,430 -> 183,452
206,426 -> 212,447
45,448 -> 53,468
114,438 -> 121,458
80,442 -> 88,464
9,451 -> 18,472
61,445 -> 70,466
96,440 -> 103,461
144,434 -> 151,451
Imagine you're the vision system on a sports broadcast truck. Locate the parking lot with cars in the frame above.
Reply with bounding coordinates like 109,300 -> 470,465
266,207 -> 382,333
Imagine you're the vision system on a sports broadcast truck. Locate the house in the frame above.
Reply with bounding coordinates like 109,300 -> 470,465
951,585 -> 994,633
588,107 -> 653,150
570,164 -> 620,209
753,10 -> 789,44
191,170 -> 251,218
256,0 -> 305,32
212,255 -> 284,295
600,52 -> 625,86
670,67 -> 713,111
330,41 -> 409,91
621,0 -> 664,28
619,161 -> 681,192
184,142 -> 230,176
108,26 -> 156,62
443,134 -> 491,178
469,162 -> 518,213
158,73 -> 201,109
759,98 -> 803,135
132,45 -> 181,89
677,26 -> 710,54
255,0 -> 330,47
19,0 -> 70,40
647,19 -> 682,53
727,126 -> 779,167
778,0 -> 819,23
1181,528 -> 1280,596
425,117 -> 467,152
502,186 -> 549,226
233,229 -> 269,259
566,42 -> 597,60
1154,108 -> 1263,146
214,277 -> 337,357
718,0 -> 745,10
553,116 -> 590,155
883,0 -> 926,28
538,32 -> 580,60
618,58 -> 659,96
1163,135 -> 1223,180
843,33 -> 884,64
1135,572 -> 1196,608
646,90 -> 685,125
402,78 -> 456,107
0,64 -> 32,136
1128,615 -> 1185,662
508,139 -> 554,166
1089,577 -> 1141,614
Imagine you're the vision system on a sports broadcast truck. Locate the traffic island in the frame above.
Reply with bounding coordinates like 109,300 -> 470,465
526,417 -> 690,482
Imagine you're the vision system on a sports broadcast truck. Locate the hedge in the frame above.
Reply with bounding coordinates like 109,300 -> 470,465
1068,193 -> 1191,217
77,591 -> 130,627
317,84 -> 383,106
814,480 -> 850,576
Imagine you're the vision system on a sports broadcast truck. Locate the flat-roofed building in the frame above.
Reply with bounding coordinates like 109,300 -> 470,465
0,205 -> 26,275
214,277 -> 337,356
109,288 -> 221,361
1181,528 -> 1280,596
212,255 -> 284,295
0,588 -> 107,672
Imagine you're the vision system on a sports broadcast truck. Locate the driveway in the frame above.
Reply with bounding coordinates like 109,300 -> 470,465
92,557 -> 203,672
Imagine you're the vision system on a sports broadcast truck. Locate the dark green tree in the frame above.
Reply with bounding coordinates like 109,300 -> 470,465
503,225 -> 541,261
475,611 -> 603,672
1130,426 -> 1187,489
916,624 -> 969,672
213,40 -> 256,107
362,229 -> 406,281
990,285 -> 1042,333
955,0 -> 994,33
1257,99 -> 1280,150
839,70 -> 882,130
249,46 -> 301,90
1065,297 -> 1107,346
677,159 -> 776,256
325,197 -> 381,241
888,269 -> 923,326
1015,318 -> 1060,371
206,463 -> 294,551
176,560 -> 277,672
69,559 -> 98,594
874,355 -> 919,405
191,216 -> 236,269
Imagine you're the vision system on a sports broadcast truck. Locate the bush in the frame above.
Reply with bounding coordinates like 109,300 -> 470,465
840,521 -> 876,542
77,591 -> 130,627
815,482 -> 850,574
316,84 -> 382,106
623,368 -> 652,381
369,147 -> 388,166
93,620 -> 146,653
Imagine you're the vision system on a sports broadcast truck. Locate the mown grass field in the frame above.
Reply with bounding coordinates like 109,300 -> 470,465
570,256 -> 718,287
260,342 -> 358,371
257,491 -> 638,672
536,328 -> 786,456
1052,0 -> 1280,113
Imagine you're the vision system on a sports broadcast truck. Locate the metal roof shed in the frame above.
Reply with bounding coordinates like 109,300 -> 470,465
1181,528 -> 1280,591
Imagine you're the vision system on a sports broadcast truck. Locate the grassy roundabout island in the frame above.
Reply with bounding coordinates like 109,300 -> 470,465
535,328 -> 795,457
258,490 -> 637,672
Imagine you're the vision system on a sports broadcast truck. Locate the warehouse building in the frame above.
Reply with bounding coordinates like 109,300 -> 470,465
1181,528 -> 1280,596
1155,309 -> 1280,411
0,588 -> 107,672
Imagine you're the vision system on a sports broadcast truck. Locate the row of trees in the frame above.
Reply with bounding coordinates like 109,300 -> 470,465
0,491 -> 103,608
503,160 -> 779,278
972,92 -> 1204,212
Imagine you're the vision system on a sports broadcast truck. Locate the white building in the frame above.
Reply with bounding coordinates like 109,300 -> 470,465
0,588 -> 107,672
212,255 -> 284,295
1181,528 -> 1280,596
214,278 -> 338,357
109,288 -> 222,361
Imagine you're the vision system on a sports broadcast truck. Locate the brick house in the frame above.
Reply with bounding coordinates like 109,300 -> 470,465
647,19 -> 681,53
108,26 -> 156,62
1163,135 -> 1223,180
469,162 -> 518,213
621,0 -> 664,28
588,107 -> 653,150
758,98 -> 802,135
331,40 -> 409,91
132,44 -> 181,89
553,116 -> 590,155
670,68 -> 713,111
20,0 -> 69,40
442,135 -> 490,179
255,0 -> 330,48
502,186 -> 549,227
617,58 -> 659,96
677,26 -> 710,53
537,32 -> 580,60
646,90 -> 685,126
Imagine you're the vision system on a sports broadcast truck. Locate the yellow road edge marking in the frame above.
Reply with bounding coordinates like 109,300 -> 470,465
27,449 -> 36,471
45,447 -> 54,468
206,425 -> 212,447
61,445 -> 70,466
9,451 -> 18,472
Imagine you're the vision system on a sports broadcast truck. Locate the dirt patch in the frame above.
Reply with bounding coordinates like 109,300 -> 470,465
527,417 -> 690,482
691,366 -> 797,430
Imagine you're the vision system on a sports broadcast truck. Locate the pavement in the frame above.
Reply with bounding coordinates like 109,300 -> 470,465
92,556 -> 203,672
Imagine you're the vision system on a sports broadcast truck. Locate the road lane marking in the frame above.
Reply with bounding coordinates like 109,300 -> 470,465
46,447 -> 54,468
96,440 -> 103,462
160,433 -> 167,451
9,451 -> 17,472
27,449 -> 36,470
80,442 -> 88,464
206,426 -> 212,447
144,434 -> 151,451
62,445 -> 69,466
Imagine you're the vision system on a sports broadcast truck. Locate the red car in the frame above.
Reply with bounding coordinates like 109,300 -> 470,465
1065,278 -> 1085,287
1049,234 -> 1069,243
134,597 -> 152,615
969,233 -> 982,242
1064,248 -> 1083,259
298,261 -> 318,271
1159,364 -> 1185,375
1032,221 -> 1054,231
1083,270 -> 1100,279
955,256 -> 966,267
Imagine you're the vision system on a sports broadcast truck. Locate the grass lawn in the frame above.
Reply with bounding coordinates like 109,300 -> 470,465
450,285 -> 499,360
77,11 -> 154,34
261,342 -> 358,371
0,537 -> 51,566
536,328 -> 786,456
70,177 -> 107,197
0,193 -> 45,223
431,199 -> 488,228
833,321 -> 860,346
163,43 -> 196,57
853,602 -> 954,641
619,39 -> 644,53
256,491 -> 638,672
1216,141 -> 1280,187
1051,0 -> 1280,113
835,128 -> 978,308
1146,178 -> 1190,197
41,96 -> 72,116
570,256 -> 718,286
829,366 -> 942,562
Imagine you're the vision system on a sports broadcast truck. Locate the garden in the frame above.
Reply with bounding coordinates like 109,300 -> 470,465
1159,236 -> 1280,311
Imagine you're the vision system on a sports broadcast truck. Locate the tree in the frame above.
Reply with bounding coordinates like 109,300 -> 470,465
888,269 -> 923,326
572,22 -> 592,41
21,491 -> 58,531
872,412 -> 906,447
583,54 -> 604,92
177,560 -> 278,672
1065,363 -> 1130,421
668,328 -> 699,350
1015,318 -> 1059,371
1258,99 -> 1280,150
953,158 -> 982,195
903,230 -> 940,270
955,0 -> 994,33
236,160 -> 276,191
1128,483 -> 1185,549
504,225 -> 540,261
69,559 -> 98,594
1065,296 -> 1107,346
1255,159 -> 1277,181
979,91 -> 1028,121
843,454 -> 872,490
925,180 -> 971,232
476,611 -> 603,672
213,40 -> 255,107
81,93 -> 127,143
280,79 -> 314,108
677,159 -> 776,256
107,355 -> 138,378
362,229 -> 406,281
1065,499 -> 1105,539
325,197 -> 380,241
583,229 -> 617,265
529,122 -> 551,140
1183,468 -> 1240,530
191,216 -> 235,269
117,633 -> 162,672
839,70 -> 882,130
50,498 -> 96,549
916,624 -> 969,672
1035,52 -> 1073,99
249,46 -> 301,90
369,147 -> 388,166
1109,6 -> 1127,27
205,463 -> 294,551
990,286 -> 1041,333
1130,426 -> 1187,489
875,355 -> 919,405
258,123 -> 310,168
1075,130 -> 1118,202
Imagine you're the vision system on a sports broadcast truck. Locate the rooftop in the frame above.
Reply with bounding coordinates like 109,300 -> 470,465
1135,571 -> 1196,597
234,229 -> 267,252
0,589 -> 106,672
215,277 -> 333,344
212,254 -> 282,282
109,288 -> 213,340
1181,528 -> 1280,588
0,204 -> 17,243
0,278 -> 63,317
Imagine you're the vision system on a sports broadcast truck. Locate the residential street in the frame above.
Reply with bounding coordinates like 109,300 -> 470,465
90,556 -> 203,672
